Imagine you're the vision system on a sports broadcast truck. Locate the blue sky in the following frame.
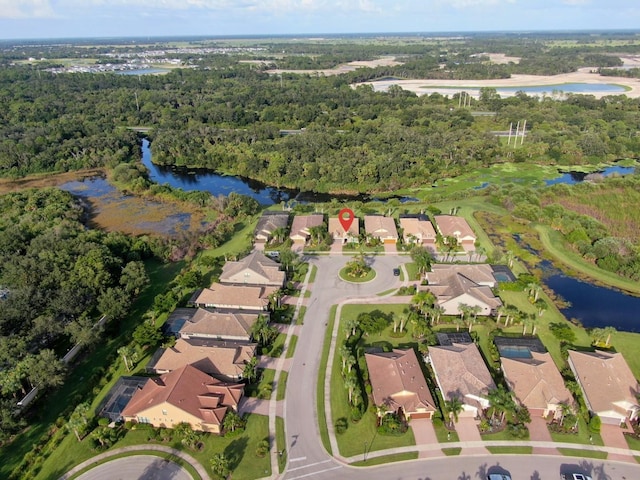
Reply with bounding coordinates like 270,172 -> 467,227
0,0 -> 638,40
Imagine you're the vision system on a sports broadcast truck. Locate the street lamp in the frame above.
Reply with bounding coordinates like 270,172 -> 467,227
364,441 -> 368,462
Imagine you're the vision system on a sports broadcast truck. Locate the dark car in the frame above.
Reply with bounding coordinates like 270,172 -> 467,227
393,268 -> 400,276
487,475 -> 512,480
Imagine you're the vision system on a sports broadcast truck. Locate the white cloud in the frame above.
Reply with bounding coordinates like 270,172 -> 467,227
0,0 -> 55,18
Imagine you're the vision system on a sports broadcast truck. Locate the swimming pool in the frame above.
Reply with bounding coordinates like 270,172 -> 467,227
498,345 -> 533,359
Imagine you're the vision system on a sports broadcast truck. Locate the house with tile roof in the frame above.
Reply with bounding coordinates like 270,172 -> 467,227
254,211 -> 289,244
177,308 -> 263,342
428,342 -> 496,418
365,348 -> 436,420
399,216 -> 437,250
190,283 -> 277,311
147,338 -> 256,381
121,364 -> 244,433
364,215 -> 399,244
433,215 -> 476,250
289,214 -> 324,245
568,350 -> 640,425
501,351 -> 573,419
328,216 -> 359,244
219,251 -> 285,287
421,266 -> 502,316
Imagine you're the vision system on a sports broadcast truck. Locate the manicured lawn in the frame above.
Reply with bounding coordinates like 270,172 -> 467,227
625,433 -> 640,452
197,217 -> 257,262
308,265 -> 318,283
246,368 -> 275,399
404,262 -> 420,282
297,306 -> 307,325
442,447 -> 462,456
433,419 -> 459,443
377,288 -> 396,296
486,446 -> 532,454
557,448 -> 607,459
351,452 -> 418,466
549,418 -> 603,446
482,429 -> 529,441
266,333 -> 287,358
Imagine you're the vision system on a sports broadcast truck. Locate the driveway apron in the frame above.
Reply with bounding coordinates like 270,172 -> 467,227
455,417 -> 489,455
600,423 -> 635,462
411,418 -> 442,458
529,416 -> 559,455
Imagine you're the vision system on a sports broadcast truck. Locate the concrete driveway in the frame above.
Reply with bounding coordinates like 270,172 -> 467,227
529,416 -> 559,455
600,423 -> 635,462
410,418 -> 441,458
455,417 -> 489,455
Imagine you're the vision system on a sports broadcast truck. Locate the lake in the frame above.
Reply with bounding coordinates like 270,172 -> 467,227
545,165 -> 636,185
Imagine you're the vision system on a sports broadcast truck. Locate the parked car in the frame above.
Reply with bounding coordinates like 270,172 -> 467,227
393,268 -> 400,276
561,474 -> 592,480
487,474 -> 512,480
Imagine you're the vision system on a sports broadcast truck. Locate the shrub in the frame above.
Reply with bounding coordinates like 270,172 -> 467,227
335,417 -> 348,435
589,415 -> 601,434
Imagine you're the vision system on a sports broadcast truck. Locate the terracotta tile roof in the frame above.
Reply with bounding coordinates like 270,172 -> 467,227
254,212 -> 289,241
328,217 -> 359,238
502,352 -> 573,411
568,350 -> 640,420
365,348 -> 436,415
219,251 -> 285,287
121,364 -> 244,426
422,271 -> 501,316
148,338 -> 256,379
290,214 -> 324,240
399,218 -> 436,242
193,283 -> 277,310
364,215 -> 398,239
434,215 -> 476,241
428,343 -> 496,410
179,308 -> 262,340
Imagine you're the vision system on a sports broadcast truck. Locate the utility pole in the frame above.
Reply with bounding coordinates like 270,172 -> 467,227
521,119 -> 527,145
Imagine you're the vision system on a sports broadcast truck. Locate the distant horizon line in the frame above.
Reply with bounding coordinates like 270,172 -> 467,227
1,28 -> 640,44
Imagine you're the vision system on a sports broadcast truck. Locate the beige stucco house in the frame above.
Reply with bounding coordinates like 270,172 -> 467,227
434,215 -> 477,250
428,342 -> 496,418
399,216 -> 437,250
177,308 -> 263,342
365,348 -> 436,420
501,351 -> 573,419
568,350 -> 640,425
121,364 -> 244,433
328,216 -> 359,244
364,215 -> 398,244
289,214 -> 324,245
254,211 -> 289,244
190,283 -> 277,311
219,251 -> 285,287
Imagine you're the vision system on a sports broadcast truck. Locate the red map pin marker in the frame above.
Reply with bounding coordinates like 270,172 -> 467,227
338,208 -> 355,232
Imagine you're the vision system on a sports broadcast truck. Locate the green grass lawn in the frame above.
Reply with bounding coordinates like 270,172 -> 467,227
277,371 -> 288,401
442,447 -> 462,456
625,433 -> 640,452
266,333 -> 287,358
486,446 -> 533,454
246,369 -> 275,399
557,448 -> 607,459
351,452 -> 418,466
297,306 -> 307,325
404,262 -> 420,282
433,419 -> 459,443
308,265 -> 318,283
549,417 -> 603,446
339,266 -> 377,283
286,335 -> 298,358
276,417 -> 286,473
317,305 -> 336,455
481,429 -> 529,441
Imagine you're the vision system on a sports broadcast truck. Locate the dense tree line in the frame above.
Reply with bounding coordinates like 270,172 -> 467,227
0,188 -> 152,441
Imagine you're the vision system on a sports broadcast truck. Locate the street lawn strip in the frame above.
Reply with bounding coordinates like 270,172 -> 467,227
317,305 -> 336,455
297,306 -> 307,325
286,335 -> 298,358
442,447 -> 462,456
377,288 -> 397,296
277,371 -> 288,401
557,448 -> 608,459
350,452 -> 418,466
266,333 -> 287,358
14,259 -> 183,480
67,450 -> 202,480
433,418 -> 459,443
404,262 -> 420,282
308,264 -> 318,283
624,432 -> 640,452
276,417 -> 287,473
333,304 -> 416,458
486,446 -> 533,454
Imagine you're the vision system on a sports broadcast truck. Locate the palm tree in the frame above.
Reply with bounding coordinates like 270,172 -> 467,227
345,354 -> 356,374
487,385 -> 516,425
412,291 -> 434,314
495,305 -> 508,325
68,402 -> 91,442
535,299 -> 547,317
399,311 -> 409,333
444,396 -> 464,427
432,305 -> 445,326
243,356 -> 258,384
339,344 -> 350,372
210,453 -> 230,479
602,326 -> 616,347
344,374 -> 357,404
522,314 -> 534,335
270,226 -> 286,244
222,411 -> 245,433
410,246 -> 432,277
344,317 -> 359,338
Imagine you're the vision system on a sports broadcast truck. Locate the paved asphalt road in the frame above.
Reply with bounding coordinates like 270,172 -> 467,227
283,254 -> 411,479
280,254 -> 640,480
74,455 -> 191,480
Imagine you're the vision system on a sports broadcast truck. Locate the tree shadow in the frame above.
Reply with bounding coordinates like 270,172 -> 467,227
140,455 -> 184,479
224,436 -> 248,471
530,471 -> 541,480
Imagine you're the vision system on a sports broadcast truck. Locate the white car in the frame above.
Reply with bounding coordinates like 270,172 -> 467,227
561,474 -> 592,480
487,474 -> 512,480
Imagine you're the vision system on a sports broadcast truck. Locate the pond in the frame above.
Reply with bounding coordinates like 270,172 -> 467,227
545,165 -> 636,186
141,139 -> 418,205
